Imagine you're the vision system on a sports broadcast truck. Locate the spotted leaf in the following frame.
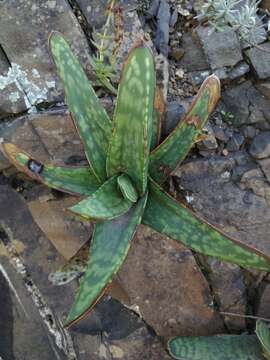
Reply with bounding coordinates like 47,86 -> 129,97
106,43 -> 155,195
2,143 -> 98,196
151,86 -> 165,150
143,180 -> 270,271
149,75 -> 220,184
49,32 -> 112,183
68,175 -> 133,221
168,335 -> 262,360
65,193 -> 148,327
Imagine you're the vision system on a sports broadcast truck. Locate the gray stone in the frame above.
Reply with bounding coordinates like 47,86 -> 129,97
162,101 -> 186,138
259,157 -> 270,183
228,61 -> 250,81
178,32 -> 209,72
255,283 -> 270,319
0,0 -> 91,115
197,123 -> 218,151
240,168 -> 270,205
188,70 -> 211,86
222,81 -> 270,128
196,26 -> 243,71
174,156 -> 270,257
226,133 -> 245,151
246,43 -> 270,79
0,185 -> 102,358
117,226 -> 224,337
255,82 -> 270,100
203,258 -> 247,332
249,131 -> 270,159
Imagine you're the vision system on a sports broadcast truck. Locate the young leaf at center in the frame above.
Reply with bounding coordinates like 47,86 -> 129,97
106,43 -> 156,195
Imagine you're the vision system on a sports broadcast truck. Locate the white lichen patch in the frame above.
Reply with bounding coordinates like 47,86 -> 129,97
46,80 -> 56,88
0,63 -> 51,110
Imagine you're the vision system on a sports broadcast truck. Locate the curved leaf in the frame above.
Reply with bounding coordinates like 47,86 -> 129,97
106,43 -> 156,195
168,335 -> 262,360
256,321 -> 270,360
65,192 -> 148,327
2,143 -> 98,196
149,75 -> 220,184
117,174 -> 138,203
143,180 -> 270,271
68,176 -> 133,220
49,32 -> 112,183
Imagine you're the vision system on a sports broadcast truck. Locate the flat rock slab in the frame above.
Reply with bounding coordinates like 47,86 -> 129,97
0,0 -> 91,116
0,108 -> 85,166
246,43 -> 270,79
196,26 -> 243,75
0,185 -> 104,359
117,225 -> 224,337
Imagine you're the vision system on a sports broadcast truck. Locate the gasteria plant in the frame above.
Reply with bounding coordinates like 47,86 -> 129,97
3,32 -> 270,328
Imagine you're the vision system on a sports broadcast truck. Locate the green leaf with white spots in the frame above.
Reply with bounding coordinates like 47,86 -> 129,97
149,75 -> 220,184
49,32 -> 112,183
68,175 -> 133,220
168,335 -> 262,360
256,321 -> 270,360
143,180 -> 270,271
106,44 -> 156,195
64,192 -> 148,327
117,174 -> 138,203
2,143 -> 98,196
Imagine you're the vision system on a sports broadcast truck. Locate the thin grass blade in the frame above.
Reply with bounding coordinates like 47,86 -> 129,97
68,175 -> 133,220
64,192 -> 148,327
168,335 -> 262,360
149,75 -> 220,184
106,43 -> 155,195
143,180 -> 270,271
49,32 -> 112,183
2,143 -> 98,196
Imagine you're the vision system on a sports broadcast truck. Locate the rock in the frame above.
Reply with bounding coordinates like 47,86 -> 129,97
162,101 -> 186,138
170,47 -> 185,61
241,125 -> 258,139
226,133 -> 245,151
228,61 -> 250,81
222,81 -> 270,128
188,70 -> 211,87
174,156 -> 270,257
212,125 -> 231,143
197,123 -> 218,152
259,157 -> 270,182
256,82 -> 270,100
240,168 -> 270,205
155,0 -> 170,56
255,283 -> 270,319
203,258 -> 247,332
117,225 -> 224,337
0,185 -> 102,358
178,32 -> 209,72
0,108 -> 85,164
249,131 -> 270,159
246,43 -> 270,79
0,0 -> 91,115
28,195 -> 91,260
196,26 -> 243,72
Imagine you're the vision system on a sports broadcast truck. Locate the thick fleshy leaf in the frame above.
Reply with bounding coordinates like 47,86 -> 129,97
117,174 -> 138,203
168,335 -> 262,360
49,32 -> 112,183
64,193 -> 148,327
143,180 -> 270,271
149,75 -> 220,184
68,176 -> 133,220
2,143 -> 98,196
256,321 -> 270,360
106,43 -> 156,195
150,86 -> 165,150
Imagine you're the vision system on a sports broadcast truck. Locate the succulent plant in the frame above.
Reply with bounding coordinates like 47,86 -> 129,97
168,320 -> 270,360
3,32 -> 270,329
